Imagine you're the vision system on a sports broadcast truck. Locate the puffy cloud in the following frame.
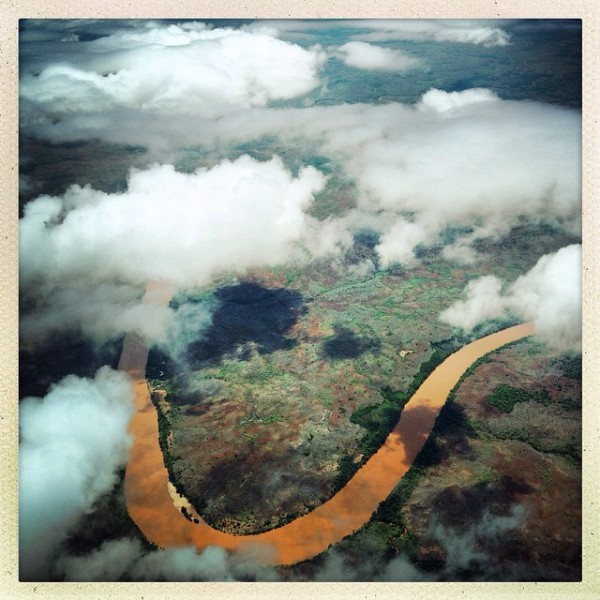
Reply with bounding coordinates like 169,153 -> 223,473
19,281 -> 168,345
20,155 -> 329,345
20,86 -> 581,339
440,244 -> 581,350
21,155 -> 326,286
247,19 -> 510,47
22,87 -> 581,265
351,91 -> 579,219
313,550 -> 364,582
192,92 -> 578,263
20,21 -> 325,122
55,535 -> 427,582
51,505 -> 529,581
349,19 -> 511,47
55,538 -> 281,582
429,505 -> 527,579
505,244 -> 581,350
439,276 -> 506,331
230,92 -> 578,241
57,538 -> 141,582
417,87 -> 499,112
441,241 -> 479,265
210,89 -> 573,267
376,219 -> 431,267
345,94 -> 580,264
308,547 -> 431,582
19,367 -> 134,580
335,41 -> 421,71
377,555 -> 432,581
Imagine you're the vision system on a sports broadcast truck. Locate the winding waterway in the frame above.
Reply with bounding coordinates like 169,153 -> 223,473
119,284 -> 534,566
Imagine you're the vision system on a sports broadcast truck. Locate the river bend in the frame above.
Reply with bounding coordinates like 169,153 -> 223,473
119,285 -> 534,565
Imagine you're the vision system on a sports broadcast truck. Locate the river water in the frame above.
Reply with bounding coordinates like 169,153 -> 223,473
119,286 -> 534,566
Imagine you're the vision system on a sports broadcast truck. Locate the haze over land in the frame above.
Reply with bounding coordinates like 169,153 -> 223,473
18,19 -> 582,582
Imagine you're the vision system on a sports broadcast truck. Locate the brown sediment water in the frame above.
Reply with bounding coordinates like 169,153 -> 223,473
120,285 -> 534,566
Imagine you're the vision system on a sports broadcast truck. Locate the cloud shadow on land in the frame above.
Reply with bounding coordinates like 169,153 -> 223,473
19,332 -> 123,400
391,404 -> 445,466
19,136 -> 146,212
425,401 -> 479,464
183,446 -> 323,534
319,326 -> 381,361
415,477 -> 538,580
432,476 -> 535,531
147,282 -> 306,379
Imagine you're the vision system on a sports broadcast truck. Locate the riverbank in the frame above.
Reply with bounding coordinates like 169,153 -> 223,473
119,287 -> 533,566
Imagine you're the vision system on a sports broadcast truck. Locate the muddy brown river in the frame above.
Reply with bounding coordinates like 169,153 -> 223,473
119,285 -> 534,566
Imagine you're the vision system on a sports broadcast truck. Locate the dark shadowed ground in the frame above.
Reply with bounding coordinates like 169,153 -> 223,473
19,333 -> 122,400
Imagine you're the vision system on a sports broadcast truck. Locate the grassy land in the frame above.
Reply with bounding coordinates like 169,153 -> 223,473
143,222 -> 580,537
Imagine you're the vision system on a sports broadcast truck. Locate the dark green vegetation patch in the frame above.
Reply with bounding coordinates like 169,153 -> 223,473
487,384 -> 551,413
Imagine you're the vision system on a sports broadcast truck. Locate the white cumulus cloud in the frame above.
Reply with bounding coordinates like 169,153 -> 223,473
335,41 -> 421,71
246,19 -> 510,47
417,87 -> 499,112
439,244 -> 581,350
20,22 -> 325,121
55,537 -> 281,581
19,367 -> 135,580
439,276 -> 505,331
350,19 -> 511,47
19,155 -> 329,345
